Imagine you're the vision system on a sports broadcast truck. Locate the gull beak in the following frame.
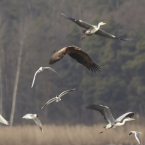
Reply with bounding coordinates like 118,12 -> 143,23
130,118 -> 135,120
80,35 -> 86,40
103,23 -> 106,25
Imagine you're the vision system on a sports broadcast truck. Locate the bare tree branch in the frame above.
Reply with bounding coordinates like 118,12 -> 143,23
10,15 -> 33,126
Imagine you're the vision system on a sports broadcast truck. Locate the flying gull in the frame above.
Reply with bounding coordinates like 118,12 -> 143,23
41,88 -> 75,109
22,114 -> 43,132
31,67 -> 60,88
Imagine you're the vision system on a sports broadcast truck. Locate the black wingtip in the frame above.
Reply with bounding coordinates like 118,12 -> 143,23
61,13 -> 65,17
117,37 -> 133,41
61,13 -> 69,19
61,13 -> 74,21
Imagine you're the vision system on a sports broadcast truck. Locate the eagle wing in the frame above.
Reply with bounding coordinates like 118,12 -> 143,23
67,49 -> 101,73
49,47 -> 67,64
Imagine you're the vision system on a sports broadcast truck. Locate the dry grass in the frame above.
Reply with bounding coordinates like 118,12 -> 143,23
0,124 -> 144,145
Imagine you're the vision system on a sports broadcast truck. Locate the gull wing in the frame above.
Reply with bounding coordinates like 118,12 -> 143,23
95,29 -> 131,41
129,131 -> 141,145
33,117 -> 43,133
22,114 -> 32,119
86,104 -> 115,124
61,13 -> 93,29
44,67 -> 61,76
31,69 -> 40,88
0,114 -> 9,125
59,88 -> 75,98
135,133 -> 141,144
41,98 -> 56,109
116,112 -> 134,122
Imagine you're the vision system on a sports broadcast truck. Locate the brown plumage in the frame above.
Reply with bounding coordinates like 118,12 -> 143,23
49,46 -> 101,73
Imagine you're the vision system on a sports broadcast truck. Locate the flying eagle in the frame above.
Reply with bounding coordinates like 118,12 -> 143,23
49,46 -> 101,73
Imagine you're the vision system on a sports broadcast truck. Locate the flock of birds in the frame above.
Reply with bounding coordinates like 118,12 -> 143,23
0,13 -> 142,144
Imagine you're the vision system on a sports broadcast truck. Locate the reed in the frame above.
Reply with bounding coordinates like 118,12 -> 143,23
0,124 -> 143,145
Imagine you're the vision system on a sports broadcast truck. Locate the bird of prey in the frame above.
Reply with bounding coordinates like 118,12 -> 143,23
61,13 -> 131,41
22,114 -> 43,132
49,45 -> 101,73
86,104 -> 135,133
31,67 -> 60,88
0,114 -> 9,125
41,88 -> 75,109
129,131 -> 142,144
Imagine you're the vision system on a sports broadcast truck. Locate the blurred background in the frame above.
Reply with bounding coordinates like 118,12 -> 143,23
0,0 -> 145,127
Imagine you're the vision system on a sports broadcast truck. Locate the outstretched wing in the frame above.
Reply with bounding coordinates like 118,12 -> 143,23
95,29 -> 132,41
86,104 -> 115,124
116,112 -> 134,122
41,98 -> 56,109
129,131 -> 141,145
135,133 -> 141,144
59,88 -> 75,98
49,48 -> 67,65
33,117 -> 43,133
44,67 -> 61,76
0,114 -> 9,125
31,70 -> 39,88
61,13 -> 93,29
67,49 -> 101,73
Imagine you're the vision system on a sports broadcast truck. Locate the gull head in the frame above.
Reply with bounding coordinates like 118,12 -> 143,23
55,96 -> 61,102
38,67 -> 44,72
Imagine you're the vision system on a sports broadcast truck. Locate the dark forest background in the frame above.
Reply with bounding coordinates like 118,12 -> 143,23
0,0 -> 145,125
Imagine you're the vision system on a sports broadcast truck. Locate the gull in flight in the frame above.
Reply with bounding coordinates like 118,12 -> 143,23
22,114 -> 43,132
129,131 -> 142,144
61,13 -> 131,41
86,104 -> 135,133
41,88 -> 75,109
0,114 -> 9,125
31,67 -> 60,88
